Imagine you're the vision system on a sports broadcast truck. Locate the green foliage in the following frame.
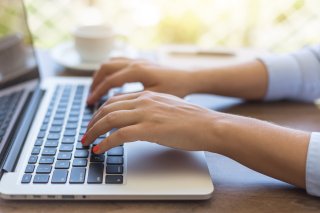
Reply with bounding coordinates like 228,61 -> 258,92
293,0 -> 304,9
155,11 -> 204,44
0,5 -> 17,36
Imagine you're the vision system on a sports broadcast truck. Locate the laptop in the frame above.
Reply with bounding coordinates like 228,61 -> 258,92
0,0 -> 213,200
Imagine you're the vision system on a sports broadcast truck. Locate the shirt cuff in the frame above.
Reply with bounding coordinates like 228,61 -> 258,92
306,132 -> 320,196
258,54 -> 302,101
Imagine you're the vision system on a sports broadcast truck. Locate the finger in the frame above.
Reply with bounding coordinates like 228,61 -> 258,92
82,110 -> 140,146
102,91 -> 167,110
87,99 -> 136,130
89,92 -> 142,126
87,68 -> 145,105
92,125 -> 141,154
103,92 -> 143,106
90,61 -> 129,93
109,57 -> 131,62
90,58 -> 148,94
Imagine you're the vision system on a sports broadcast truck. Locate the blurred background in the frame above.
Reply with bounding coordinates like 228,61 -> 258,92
22,0 -> 320,53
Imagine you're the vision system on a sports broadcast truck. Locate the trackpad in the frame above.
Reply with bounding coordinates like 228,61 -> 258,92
126,142 -> 208,183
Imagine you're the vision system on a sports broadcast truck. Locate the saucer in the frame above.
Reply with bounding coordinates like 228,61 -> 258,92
51,42 -> 135,71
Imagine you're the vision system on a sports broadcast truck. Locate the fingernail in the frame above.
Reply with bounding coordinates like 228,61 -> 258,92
81,134 -> 87,144
93,145 -> 99,154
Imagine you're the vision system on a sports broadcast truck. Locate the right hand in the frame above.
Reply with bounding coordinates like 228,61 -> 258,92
83,91 -> 222,154
86,58 -> 195,105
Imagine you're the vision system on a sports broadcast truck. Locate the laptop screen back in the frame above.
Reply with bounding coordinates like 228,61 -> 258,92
0,0 -> 39,90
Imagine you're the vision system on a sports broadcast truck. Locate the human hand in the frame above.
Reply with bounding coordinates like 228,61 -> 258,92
82,91 -> 223,154
86,58 -> 196,105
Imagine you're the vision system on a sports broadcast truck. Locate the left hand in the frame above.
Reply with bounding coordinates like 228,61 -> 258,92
82,91 -> 224,154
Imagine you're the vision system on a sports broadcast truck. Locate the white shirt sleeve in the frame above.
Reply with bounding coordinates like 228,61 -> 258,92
258,45 -> 320,102
306,132 -> 320,196
259,46 -> 320,197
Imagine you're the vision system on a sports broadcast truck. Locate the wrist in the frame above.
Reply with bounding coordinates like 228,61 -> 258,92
187,69 -> 217,94
178,70 -> 198,95
206,112 -> 254,156
205,111 -> 233,154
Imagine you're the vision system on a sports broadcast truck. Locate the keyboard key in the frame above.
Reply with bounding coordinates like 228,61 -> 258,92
59,144 -> 74,152
72,158 -> 87,167
105,175 -> 123,184
106,157 -> 123,165
66,123 -> 77,129
109,128 -> 117,134
81,121 -> 89,127
106,165 -> 123,174
36,165 -> 52,174
51,169 -> 68,184
25,164 -> 35,173
42,148 -> 57,156
87,163 -> 104,184
52,119 -> 63,126
68,117 -> 78,123
49,126 -> 62,133
69,111 -> 79,117
93,138 -> 104,145
82,114 -> 92,121
74,150 -> 89,158
32,146 -> 41,155
55,160 -> 70,169
59,97 -> 68,103
71,106 -> 80,111
57,152 -> 72,160
43,117 -> 50,124
76,142 -> 89,150
21,174 -> 32,183
56,108 -> 66,114
99,94 -> 110,105
79,128 -> 86,134
44,140 -> 58,147
59,101 -> 68,106
33,174 -> 50,183
37,131 -> 46,138
107,147 -> 124,156
39,156 -> 54,164
84,107 -> 94,114
61,137 -> 75,144
90,154 -> 105,162
28,155 -> 38,164
40,124 -> 48,131
45,111 -> 52,117
69,167 -> 86,184
54,114 -> 65,120
78,134 -> 84,142
48,133 -> 60,140
64,130 -> 76,136
35,139 -> 43,146
74,98 -> 83,103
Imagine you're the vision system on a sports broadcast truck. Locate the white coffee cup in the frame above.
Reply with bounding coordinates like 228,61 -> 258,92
73,25 -> 115,62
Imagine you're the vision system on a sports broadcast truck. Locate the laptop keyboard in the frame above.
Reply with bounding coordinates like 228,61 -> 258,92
0,90 -> 23,143
21,85 -> 124,184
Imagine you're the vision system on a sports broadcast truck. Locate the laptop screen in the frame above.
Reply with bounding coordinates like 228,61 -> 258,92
0,0 -> 39,90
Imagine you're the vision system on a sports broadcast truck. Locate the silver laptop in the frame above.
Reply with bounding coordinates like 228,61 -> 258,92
0,0 -> 213,200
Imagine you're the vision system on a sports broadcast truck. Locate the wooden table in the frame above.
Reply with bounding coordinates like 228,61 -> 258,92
1,49 -> 320,213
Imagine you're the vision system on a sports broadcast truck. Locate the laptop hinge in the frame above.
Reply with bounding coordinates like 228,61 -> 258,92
0,86 -> 44,178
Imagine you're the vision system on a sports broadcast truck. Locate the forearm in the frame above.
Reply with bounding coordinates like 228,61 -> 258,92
210,113 -> 310,188
189,60 -> 268,100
